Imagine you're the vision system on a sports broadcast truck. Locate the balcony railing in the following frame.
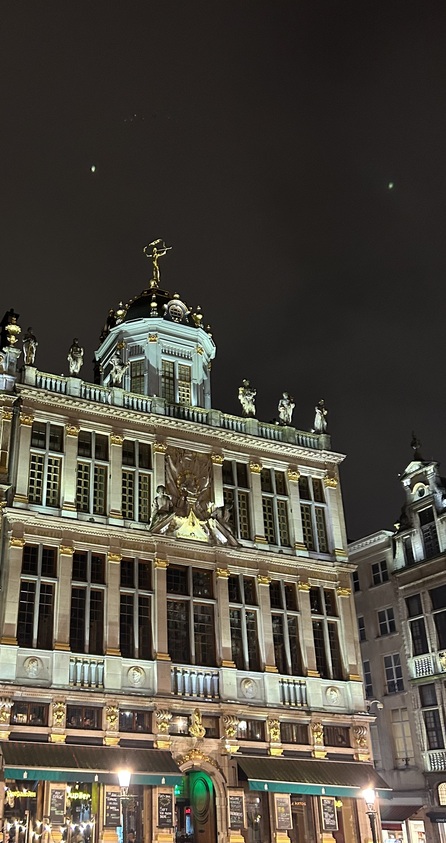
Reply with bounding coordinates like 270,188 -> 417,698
409,652 -> 446,679
171,667 -> 220,699
279,679 -> 308,707
69,657 -> 105,689
427,750 -> 446,771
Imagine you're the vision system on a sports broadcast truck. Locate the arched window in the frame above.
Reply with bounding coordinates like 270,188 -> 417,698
437,783 -> 446,805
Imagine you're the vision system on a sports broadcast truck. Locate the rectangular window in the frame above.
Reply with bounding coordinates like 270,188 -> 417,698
17,545 -> 56,649
363,660 -> 373,698
130,359 -> 145,394
28,422 -> 63,507
280,722 -> 308,744
236,719 -> 265,741
391,708 -> 414,766
430,587 -> 446,650
299,476 -> 329,553
358,616 -> 366,642
384,653 -> 404,693
119,709 -> 151,733
161,360 -> 175,402
372,559 -> 389,585
352,570 -> 360,592
420,686 -> 445,750
70,551 -> 106,654
166,566 -> 216,667
222,461 -> 251,540
261,469 -> 290,547
229,574 -> 260,671
378,607 -> 396,636
403,535 -> 415,566
270,580 -> 302,675
419,507 -> 440,559
11,702 -> 49,726
406,594 -> 429,655
121,440 -> 152,523
66,706 -> 101,729
76,432 -> 108,515
310,587 -> 342,680
178,364 -> 192,405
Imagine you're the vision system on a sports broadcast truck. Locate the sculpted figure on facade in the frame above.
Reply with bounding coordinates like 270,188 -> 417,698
311,721 -> 324,745
189,708 -> 206,739
106,705 -> 119,731
312,399 -> 328,434
166,447 -> 211,516
67,338 -> 84,375
223,715 -> 239,739
149,484 -> 173,527
238,379 -> 256,417
156,709 -> 172,735
0,698 -> 12,724
109,351 -> 128,386
352,725 -> 368,749
267,719 -> 281,743
52,701 -> 66,728
23,327 -> 38,366
278,392 -> 295,426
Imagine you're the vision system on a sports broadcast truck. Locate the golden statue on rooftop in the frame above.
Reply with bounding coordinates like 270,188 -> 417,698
143,238 -> 172,289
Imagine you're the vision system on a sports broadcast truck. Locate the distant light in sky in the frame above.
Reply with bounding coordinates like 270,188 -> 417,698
388,181 -> 394,189
90,165 -> 96,173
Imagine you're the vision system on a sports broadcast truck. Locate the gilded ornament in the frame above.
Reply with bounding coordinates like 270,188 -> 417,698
110,435 -> 124,446
156,709 -> 172,735
324,476 -> 338,489
2,410 -> 13,421
106,705 -> 119,730
65,425 -> 80,437
154,558 -> 169,569
216,568 -> 230,578
19,414 -> 33,426
52,701 -> 66,727
189,708 -> 206,739
287,469 -> 300,482
297,581 -> 310,591
249,462 -> 262,474
176,749 -> 218,770
9,536 -> 25,548
108,552 -> 122,563
143,238 -> 172,289
223,715 -> 239,738
267,719 -> 281,743
211,454 -> 224,465
257,575 -> 271,586
196,346 -> 204,355
311,722 -> 324,744
0,699 -> 12,724
336,586 -> 351,598
59,545 -> 74,556
5,313 -> 21,346
352,725 -> 368,748
153,442 -> 167,453
148,333 -> 158,342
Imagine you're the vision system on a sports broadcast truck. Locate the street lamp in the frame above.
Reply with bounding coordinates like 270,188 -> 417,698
117,770 -> 132,843
363,788 -> 378,843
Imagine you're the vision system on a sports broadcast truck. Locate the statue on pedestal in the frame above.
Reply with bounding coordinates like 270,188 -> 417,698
67,338 -> 84,375
23,327 -> 38,366
238,379 -> 256,417
312,399 -> 328,434
278,392 -> 295,426
149,484 -> 173,528
109,351 -> 128,386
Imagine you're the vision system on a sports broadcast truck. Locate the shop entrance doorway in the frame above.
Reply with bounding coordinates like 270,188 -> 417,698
175,771 -> 216,843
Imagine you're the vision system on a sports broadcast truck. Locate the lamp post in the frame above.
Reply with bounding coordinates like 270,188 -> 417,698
363,789 -> 378,843
117,770 -> 132,843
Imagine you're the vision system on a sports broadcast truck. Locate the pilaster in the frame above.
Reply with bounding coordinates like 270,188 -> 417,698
153,442 -> 167,491
0,408 -> 13,479
109,435 -> 123,519
154,559 -> 170,660
249,461 -> 266,543
287,468 -> 307,554
336,584 -> 361,679
54,546 -> 74,650
297,583 -> 319,676
211,454 -> 224,507
62,425 -> 79,513
216,568 -> 235,667
13,413 -> 33,503
1,536 -> 25,643
257,575 -> 277,671
324,474 -> 348,557
106,553 -> 122,655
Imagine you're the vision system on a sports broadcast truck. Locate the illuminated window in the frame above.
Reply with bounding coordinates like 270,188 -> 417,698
299,476 -> 329,553
130,359 -> 145,394
391,708 -> 414,766
384,653 -> 404,693
178,364 -> 191,405
161,360 -> 175,402
261,469 -> 290,546
119,709 -> 151,733
222,461 -> 251,540
236,719 -> 265,741
28,422 -> 63,507
438,783 -> 446,805
11,702 -> 49,726
310,587 -> 342,680
121,439 -> 152,523
76,432 -> 108,515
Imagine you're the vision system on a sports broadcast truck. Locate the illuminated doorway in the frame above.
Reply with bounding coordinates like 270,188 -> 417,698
175,772 -> 216,843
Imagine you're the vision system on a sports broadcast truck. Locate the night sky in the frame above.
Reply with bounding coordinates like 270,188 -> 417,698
3,1 -> 446,541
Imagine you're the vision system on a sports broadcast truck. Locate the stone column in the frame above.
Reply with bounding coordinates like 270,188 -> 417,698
249,461 -> 266,544
211,453 -> 224,506
54,546 -> 74,650
216,568 -> 235,667
13,413 -> 33,503
323,474 -> 348,560
106,553 -> 122,655
287,468 -> 308,555
109,434 -> 123,520
153,442 -> 167,492
154,559 -> 172,695
61,424 -> 79,514
297,583 -> 319,676
1,537 -> 24,644
0,408 -> 13,480
257,575 -> 277,672
336,585 -> 362,681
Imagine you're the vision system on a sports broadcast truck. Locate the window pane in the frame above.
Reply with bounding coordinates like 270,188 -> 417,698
17,581 -> 36,647
37,583 -> 54,649
121,559 -> 134,588
31,422 -> 46,449
73,552 -> 87,581
194,604 -> 215,666
22,545 -> 38,575
120,594 -> 134,658
431,587 -> 446,610
261,468 -> 273,493
78,431 -> 92,457
49,425 -> 63,452
167,566 -> 188,595
167,600 -> 190,662
70,587 -> 86,653
138,562 -> 151,591
89,590 -> 104,654
122,440 -> 136,466
313,621 -> 328,678
229,608 -> 244,669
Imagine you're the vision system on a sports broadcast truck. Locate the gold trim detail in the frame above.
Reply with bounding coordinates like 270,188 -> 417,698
156,652 -> 171,661
108,552 -> 122,563
9,537 -> 25,548
104,736 -> 120,746
297,581 -> 310,591
221,659 -> 236,668
19,414 -> 33,426
154,559 -> 169,569
337,586 -> 351,597
324,476 -> 338,488
254,535 -> 268,544
264,664 -> 278,673
110,435 -> 124,446
334,548 -> 348,558
153,442 -> 167,453
54,642 -> 71,651
269,746 -> 284,756
109,510 -> 123,519
196,346 -> 204,355
148,333 -> 158,343
216,568 -> 230,578
211,454 -> 224,465
2,410 -> 13,421
176,749 -> 219,770
312,749 -> 327,758
62,502 -> 77,511
348,674 -> 363,682
49,734 -> 66,744
0,636 -> 17,645
249,462 -> 262,474
154,738 -> 172,750
257,575 -> 271,586
307,669 -> 320,678
287,469 -> 300,482
294,542 -> 307,551
65,425 -> 80,437
105,648 -> 121,656
13,494 -> 28,503
59,545 -> 74,556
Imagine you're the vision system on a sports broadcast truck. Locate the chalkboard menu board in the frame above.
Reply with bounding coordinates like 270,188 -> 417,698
320,797 -> 338,832
104,790 -> 121,828
228,793 -> 245,829
158,793 -> 173,828
49,788 -> 66,824
274,794 -> 292,830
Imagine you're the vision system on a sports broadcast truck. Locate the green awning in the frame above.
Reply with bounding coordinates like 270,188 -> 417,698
1,742 -> 182,785
237,757 -> 391,798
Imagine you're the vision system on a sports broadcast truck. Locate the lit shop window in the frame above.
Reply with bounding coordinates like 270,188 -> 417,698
28,421 -> 63,507
119,709 -> 151,733
236,719 -> 265,741
66,705 -> 102,729
11,701 -> 48,726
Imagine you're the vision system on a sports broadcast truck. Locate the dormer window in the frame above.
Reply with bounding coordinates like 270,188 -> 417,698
419,507 -> 440,559
161,360 -> 192,405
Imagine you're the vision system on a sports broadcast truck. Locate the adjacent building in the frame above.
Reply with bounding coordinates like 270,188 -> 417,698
350,441 -> 446,843
0,242 -> 388,843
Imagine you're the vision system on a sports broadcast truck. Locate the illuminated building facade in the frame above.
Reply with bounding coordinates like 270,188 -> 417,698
0,244 -> 388,843
350,443 -> 446,843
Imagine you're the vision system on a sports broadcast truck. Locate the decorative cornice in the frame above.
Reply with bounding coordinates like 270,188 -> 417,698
257,575 -> 271,586
154,558 -> 169,569
59,545 -> 74,556
9,536 -> 25,548
249,462 -> 262,474
19,414 -> 33,426
153,442 -> 167,453
216,568 -> 230,578
65,425 -> 80,437
211,454 -> 224,465
110,435 -> 124,446
108,552 -> 122,563
287,469 -> 300,482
